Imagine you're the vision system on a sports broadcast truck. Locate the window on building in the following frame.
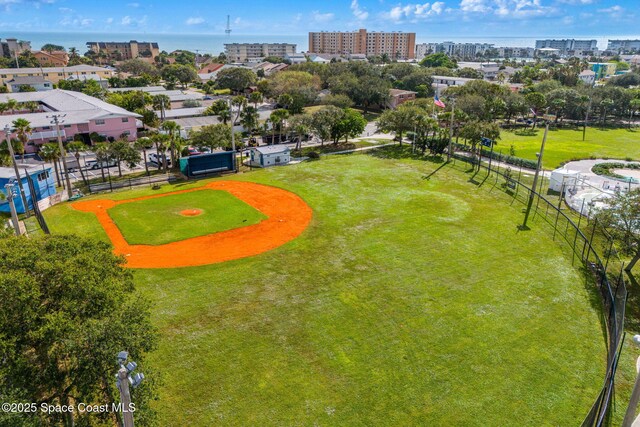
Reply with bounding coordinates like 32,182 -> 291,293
64,124 -> 71,128
95,119 -> 105,125
121,118 -> 129,123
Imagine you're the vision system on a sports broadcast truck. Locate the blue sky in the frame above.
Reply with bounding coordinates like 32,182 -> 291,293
0,0 -> 638,36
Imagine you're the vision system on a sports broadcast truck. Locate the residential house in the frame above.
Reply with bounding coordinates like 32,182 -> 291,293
7,76 -> 54,92
0,166 -> 56,214
0,90 -> 141,152
578,70 -> 596,86
387,89 -> 416,109
0,65 -> 114,87
32,50 -> 69,67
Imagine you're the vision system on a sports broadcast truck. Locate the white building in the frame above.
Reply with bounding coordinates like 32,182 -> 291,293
249,145 -> 291,168
607,40 -> 640,53
285,53 -> 307,64
224,43 -> 297,63
535,39 -> 598,56
416,42 -> 494,61
7,76 -> 53,92
578,70 -> 596,86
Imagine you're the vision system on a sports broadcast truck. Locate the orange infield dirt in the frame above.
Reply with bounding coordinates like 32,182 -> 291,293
71,181 -> 313,269
180,208 -> 203,217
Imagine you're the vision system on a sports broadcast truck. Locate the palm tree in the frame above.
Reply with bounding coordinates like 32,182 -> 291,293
66,141 -> 88,185
269,109 -> 289,144
39,143 -> 62,187
160,121 -> 181,168
92,142 -> 111,182
0,103 -> 8,116
150,133 -> 170,172
22,102 -> 39,113
240,106 -> 260,135
134,137 -> 152,176
12,118 -> 31,162
6,98 -> 18,115
249,91 -> 263,109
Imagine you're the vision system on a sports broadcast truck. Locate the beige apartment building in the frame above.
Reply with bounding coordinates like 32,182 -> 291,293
0,65 -> 114,90
86,40 -> 160,62
309,29 -> 416,60
224,43 -> 297,62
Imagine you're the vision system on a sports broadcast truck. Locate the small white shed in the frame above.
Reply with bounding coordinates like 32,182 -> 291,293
549,167 -> 581,192
249,145 -> 291,168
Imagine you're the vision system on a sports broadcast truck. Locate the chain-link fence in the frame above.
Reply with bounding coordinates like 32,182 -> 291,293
450,151 -> 627,427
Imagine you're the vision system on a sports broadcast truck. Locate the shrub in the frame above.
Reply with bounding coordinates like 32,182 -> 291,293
307,151 -> 320,160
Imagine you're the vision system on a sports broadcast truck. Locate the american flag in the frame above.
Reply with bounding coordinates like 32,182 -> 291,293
434,95 -> 446,108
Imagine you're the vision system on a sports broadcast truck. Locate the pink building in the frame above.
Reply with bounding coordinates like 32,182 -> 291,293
0,90 -> 140,153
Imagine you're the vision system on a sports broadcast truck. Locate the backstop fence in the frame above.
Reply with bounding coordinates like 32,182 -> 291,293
449,150 -> 627,427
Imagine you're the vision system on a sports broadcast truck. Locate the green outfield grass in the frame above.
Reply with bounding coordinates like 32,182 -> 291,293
499,126 -> 640,168
43,153 -> 610,426
108,190 -> 267,245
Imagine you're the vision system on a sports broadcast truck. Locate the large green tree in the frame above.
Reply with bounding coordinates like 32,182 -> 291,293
594,189 -> 640,272
215,68 -> 257,93
0,235 -> 158,427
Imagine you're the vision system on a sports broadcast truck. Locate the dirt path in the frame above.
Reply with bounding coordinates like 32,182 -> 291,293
72,181 -> 313,269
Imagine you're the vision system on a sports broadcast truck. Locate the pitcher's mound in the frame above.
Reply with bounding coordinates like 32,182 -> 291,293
180,209 -> 203,217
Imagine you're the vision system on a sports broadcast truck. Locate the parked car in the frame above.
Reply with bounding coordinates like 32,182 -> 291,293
85,159 -> 116,170
149,153 -> 171,166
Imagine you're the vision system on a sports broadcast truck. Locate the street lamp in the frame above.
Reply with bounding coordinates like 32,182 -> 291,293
115,351 -> 145,427
4,182 -> 21,235
3,124 -> 30,217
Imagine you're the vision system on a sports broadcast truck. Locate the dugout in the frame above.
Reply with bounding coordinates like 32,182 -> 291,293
179,152 -> 234,178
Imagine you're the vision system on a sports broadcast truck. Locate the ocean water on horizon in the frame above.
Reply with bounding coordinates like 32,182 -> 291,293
2,31 -> 639,55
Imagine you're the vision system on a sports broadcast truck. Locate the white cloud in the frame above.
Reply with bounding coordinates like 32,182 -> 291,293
120,15 -> 147,26
598,5 -> 625,18
185,16 -> 205,25
106,17 -> 114,24
460,0 -> 491,13
556,0 -> 594,4
127,2 -> 139,7
460,0 -> 553,18
58,6 -> 72,13
351,0 -> 369,20
383,2 -> 445,22
312,11 -> 335,22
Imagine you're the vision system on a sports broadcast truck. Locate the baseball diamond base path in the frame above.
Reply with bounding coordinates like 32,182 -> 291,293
71,181 -> 313,269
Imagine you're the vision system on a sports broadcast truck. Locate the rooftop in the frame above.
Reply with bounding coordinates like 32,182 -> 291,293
7,76 -> 52,84
253,145 -> 291,154
0,64 -> 112,75
0,89 -> 140,129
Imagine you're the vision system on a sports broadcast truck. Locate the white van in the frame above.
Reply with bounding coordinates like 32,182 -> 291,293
149,153 -> 171,166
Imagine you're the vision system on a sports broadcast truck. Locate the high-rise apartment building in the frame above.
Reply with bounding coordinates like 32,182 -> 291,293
607,40 -> 640,53
309,29 -> 416,60
535,39 -> 598,55
416,42 -> 494,61
223,43 -> 297,62
86,40 -> 160,62
1,38 -> 31,58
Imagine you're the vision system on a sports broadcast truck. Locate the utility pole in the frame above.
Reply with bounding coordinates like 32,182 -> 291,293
522,118 -> 550,229
4,183 -> 21,236
49,114 -> 73,199
115,351 -> 144,427
447,97 -> 456,162
3,125 -> 30,218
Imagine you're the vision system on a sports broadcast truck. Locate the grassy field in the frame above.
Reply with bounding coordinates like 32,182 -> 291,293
43,153 -> 609,426
108,190 -> 267,245
499,126 -> 640,168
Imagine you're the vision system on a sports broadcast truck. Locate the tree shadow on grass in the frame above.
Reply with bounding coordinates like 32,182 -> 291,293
624,271 -> 640,333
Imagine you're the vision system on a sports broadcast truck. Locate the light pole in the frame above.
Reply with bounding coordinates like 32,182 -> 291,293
3,125 -> 30,217
447,97 -> 456,162
49,114 -> 73,199
116,351 -> 144,427
583,96 -> 592,142
4,183 -> 21,236
522,117 -> 550,229
623,335 -> 640,427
